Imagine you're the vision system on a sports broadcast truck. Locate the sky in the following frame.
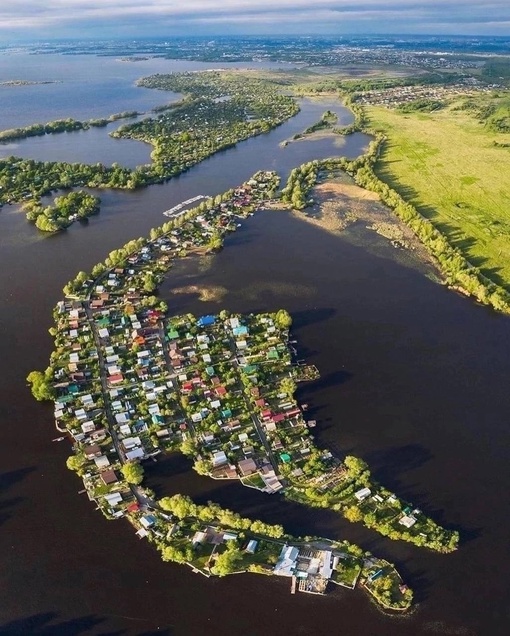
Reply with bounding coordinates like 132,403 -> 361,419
1,0 -> 510,40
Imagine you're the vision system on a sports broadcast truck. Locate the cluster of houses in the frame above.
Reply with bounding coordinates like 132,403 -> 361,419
356,81 -> 500,109
162,311 -> 307,493
43,170 -> 415,609
49,171 -> 280,518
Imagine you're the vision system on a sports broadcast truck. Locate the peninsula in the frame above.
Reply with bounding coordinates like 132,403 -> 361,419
29,169 -> 459,611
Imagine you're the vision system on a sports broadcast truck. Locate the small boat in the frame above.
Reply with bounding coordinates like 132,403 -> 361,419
52,436 -> 65,442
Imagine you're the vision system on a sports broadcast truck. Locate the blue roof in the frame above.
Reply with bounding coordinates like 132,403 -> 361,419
233,325 -> 248,336
197,315 -> 216,327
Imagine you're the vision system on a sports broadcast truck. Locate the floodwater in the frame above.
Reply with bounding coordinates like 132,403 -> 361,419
1,53 -> 508,636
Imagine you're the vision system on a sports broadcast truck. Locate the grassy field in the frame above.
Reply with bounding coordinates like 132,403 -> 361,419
366,100 -> 510,289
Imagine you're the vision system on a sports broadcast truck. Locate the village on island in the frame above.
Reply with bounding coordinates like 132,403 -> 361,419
29,169 -> 458,612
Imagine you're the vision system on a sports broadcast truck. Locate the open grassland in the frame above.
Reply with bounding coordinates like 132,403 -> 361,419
366,101 -> 510,289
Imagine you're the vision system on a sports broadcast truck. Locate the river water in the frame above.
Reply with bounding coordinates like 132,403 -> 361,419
0,53 -> 508,636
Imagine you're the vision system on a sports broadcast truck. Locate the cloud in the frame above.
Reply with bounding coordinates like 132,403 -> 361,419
1,0 -> 510,37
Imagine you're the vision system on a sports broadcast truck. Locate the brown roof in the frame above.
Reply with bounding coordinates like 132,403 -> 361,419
101,469 -> 118,485
238,458 -> 257,476
84,443 -> 101,458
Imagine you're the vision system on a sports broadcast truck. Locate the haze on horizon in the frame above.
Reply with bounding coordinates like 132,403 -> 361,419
1,0 -> 510,41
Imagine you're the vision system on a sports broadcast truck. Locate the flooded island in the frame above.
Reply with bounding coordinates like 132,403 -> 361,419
28,168 -> 462,612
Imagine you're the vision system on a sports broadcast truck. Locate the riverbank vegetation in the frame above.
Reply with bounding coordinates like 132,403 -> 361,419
0,111 -> 140,142
23,191 -> 100,232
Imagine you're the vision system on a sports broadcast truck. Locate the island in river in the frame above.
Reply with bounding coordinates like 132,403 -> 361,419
28,169 -> 461,612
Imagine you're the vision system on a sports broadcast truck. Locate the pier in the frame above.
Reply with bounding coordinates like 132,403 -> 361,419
163,195 -> 208,217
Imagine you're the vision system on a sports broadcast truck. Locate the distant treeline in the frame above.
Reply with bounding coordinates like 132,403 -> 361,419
482,58 -> 510,82
340,72 -> 463,94
396,98 -> 445,113
455,95 -> 510,133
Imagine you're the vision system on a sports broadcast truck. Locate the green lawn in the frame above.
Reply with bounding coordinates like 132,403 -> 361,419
366,101 -> 510,289
332,556 -> 362,588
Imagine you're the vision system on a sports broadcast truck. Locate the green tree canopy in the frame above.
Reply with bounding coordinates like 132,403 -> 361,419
160,494 -> 198,519
26,370 -> 55,401
274,309 -> 292,330
121,461 -> 144,485
211,543 -> 244,577
66,453 -> 88,476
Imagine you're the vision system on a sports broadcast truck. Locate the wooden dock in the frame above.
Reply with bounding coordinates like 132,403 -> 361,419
163,195 -> 208,217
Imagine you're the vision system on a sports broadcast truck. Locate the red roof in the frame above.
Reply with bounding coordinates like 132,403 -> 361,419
126,502 -> 140,513
272,413 -> 286,423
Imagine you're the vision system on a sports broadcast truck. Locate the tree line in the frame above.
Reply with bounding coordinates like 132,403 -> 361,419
0,111 -> 140,142
159,493 -> 286,538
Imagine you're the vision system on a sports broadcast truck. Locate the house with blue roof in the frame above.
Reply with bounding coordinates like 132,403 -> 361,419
197,315 -> 216,327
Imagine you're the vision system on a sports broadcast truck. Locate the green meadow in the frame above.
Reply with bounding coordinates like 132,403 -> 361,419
366,98 -> 510,288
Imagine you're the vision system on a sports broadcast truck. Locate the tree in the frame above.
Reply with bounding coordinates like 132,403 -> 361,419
274,309 -> 292,330
194,459 -> 211,476
160,494 -> 198,519
180,437 -> 197,457
343,455 -> 369,477
207,231 -> 223,252
344,505 -> 363,523
280,377 -> 296,397
142,271 -> 157,293
66,454 -> 88,476
162,544 -> 190,564
27,370 -> 55,401
121,461 -> 144,485
211,543 -> 244,577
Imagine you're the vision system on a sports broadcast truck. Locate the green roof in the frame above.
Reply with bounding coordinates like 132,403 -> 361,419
280,453 -> 291,463
167,329 -> 179,339
58,394 -> 75,403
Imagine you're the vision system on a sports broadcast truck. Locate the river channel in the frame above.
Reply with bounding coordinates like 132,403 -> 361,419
0,53 -> 509,636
